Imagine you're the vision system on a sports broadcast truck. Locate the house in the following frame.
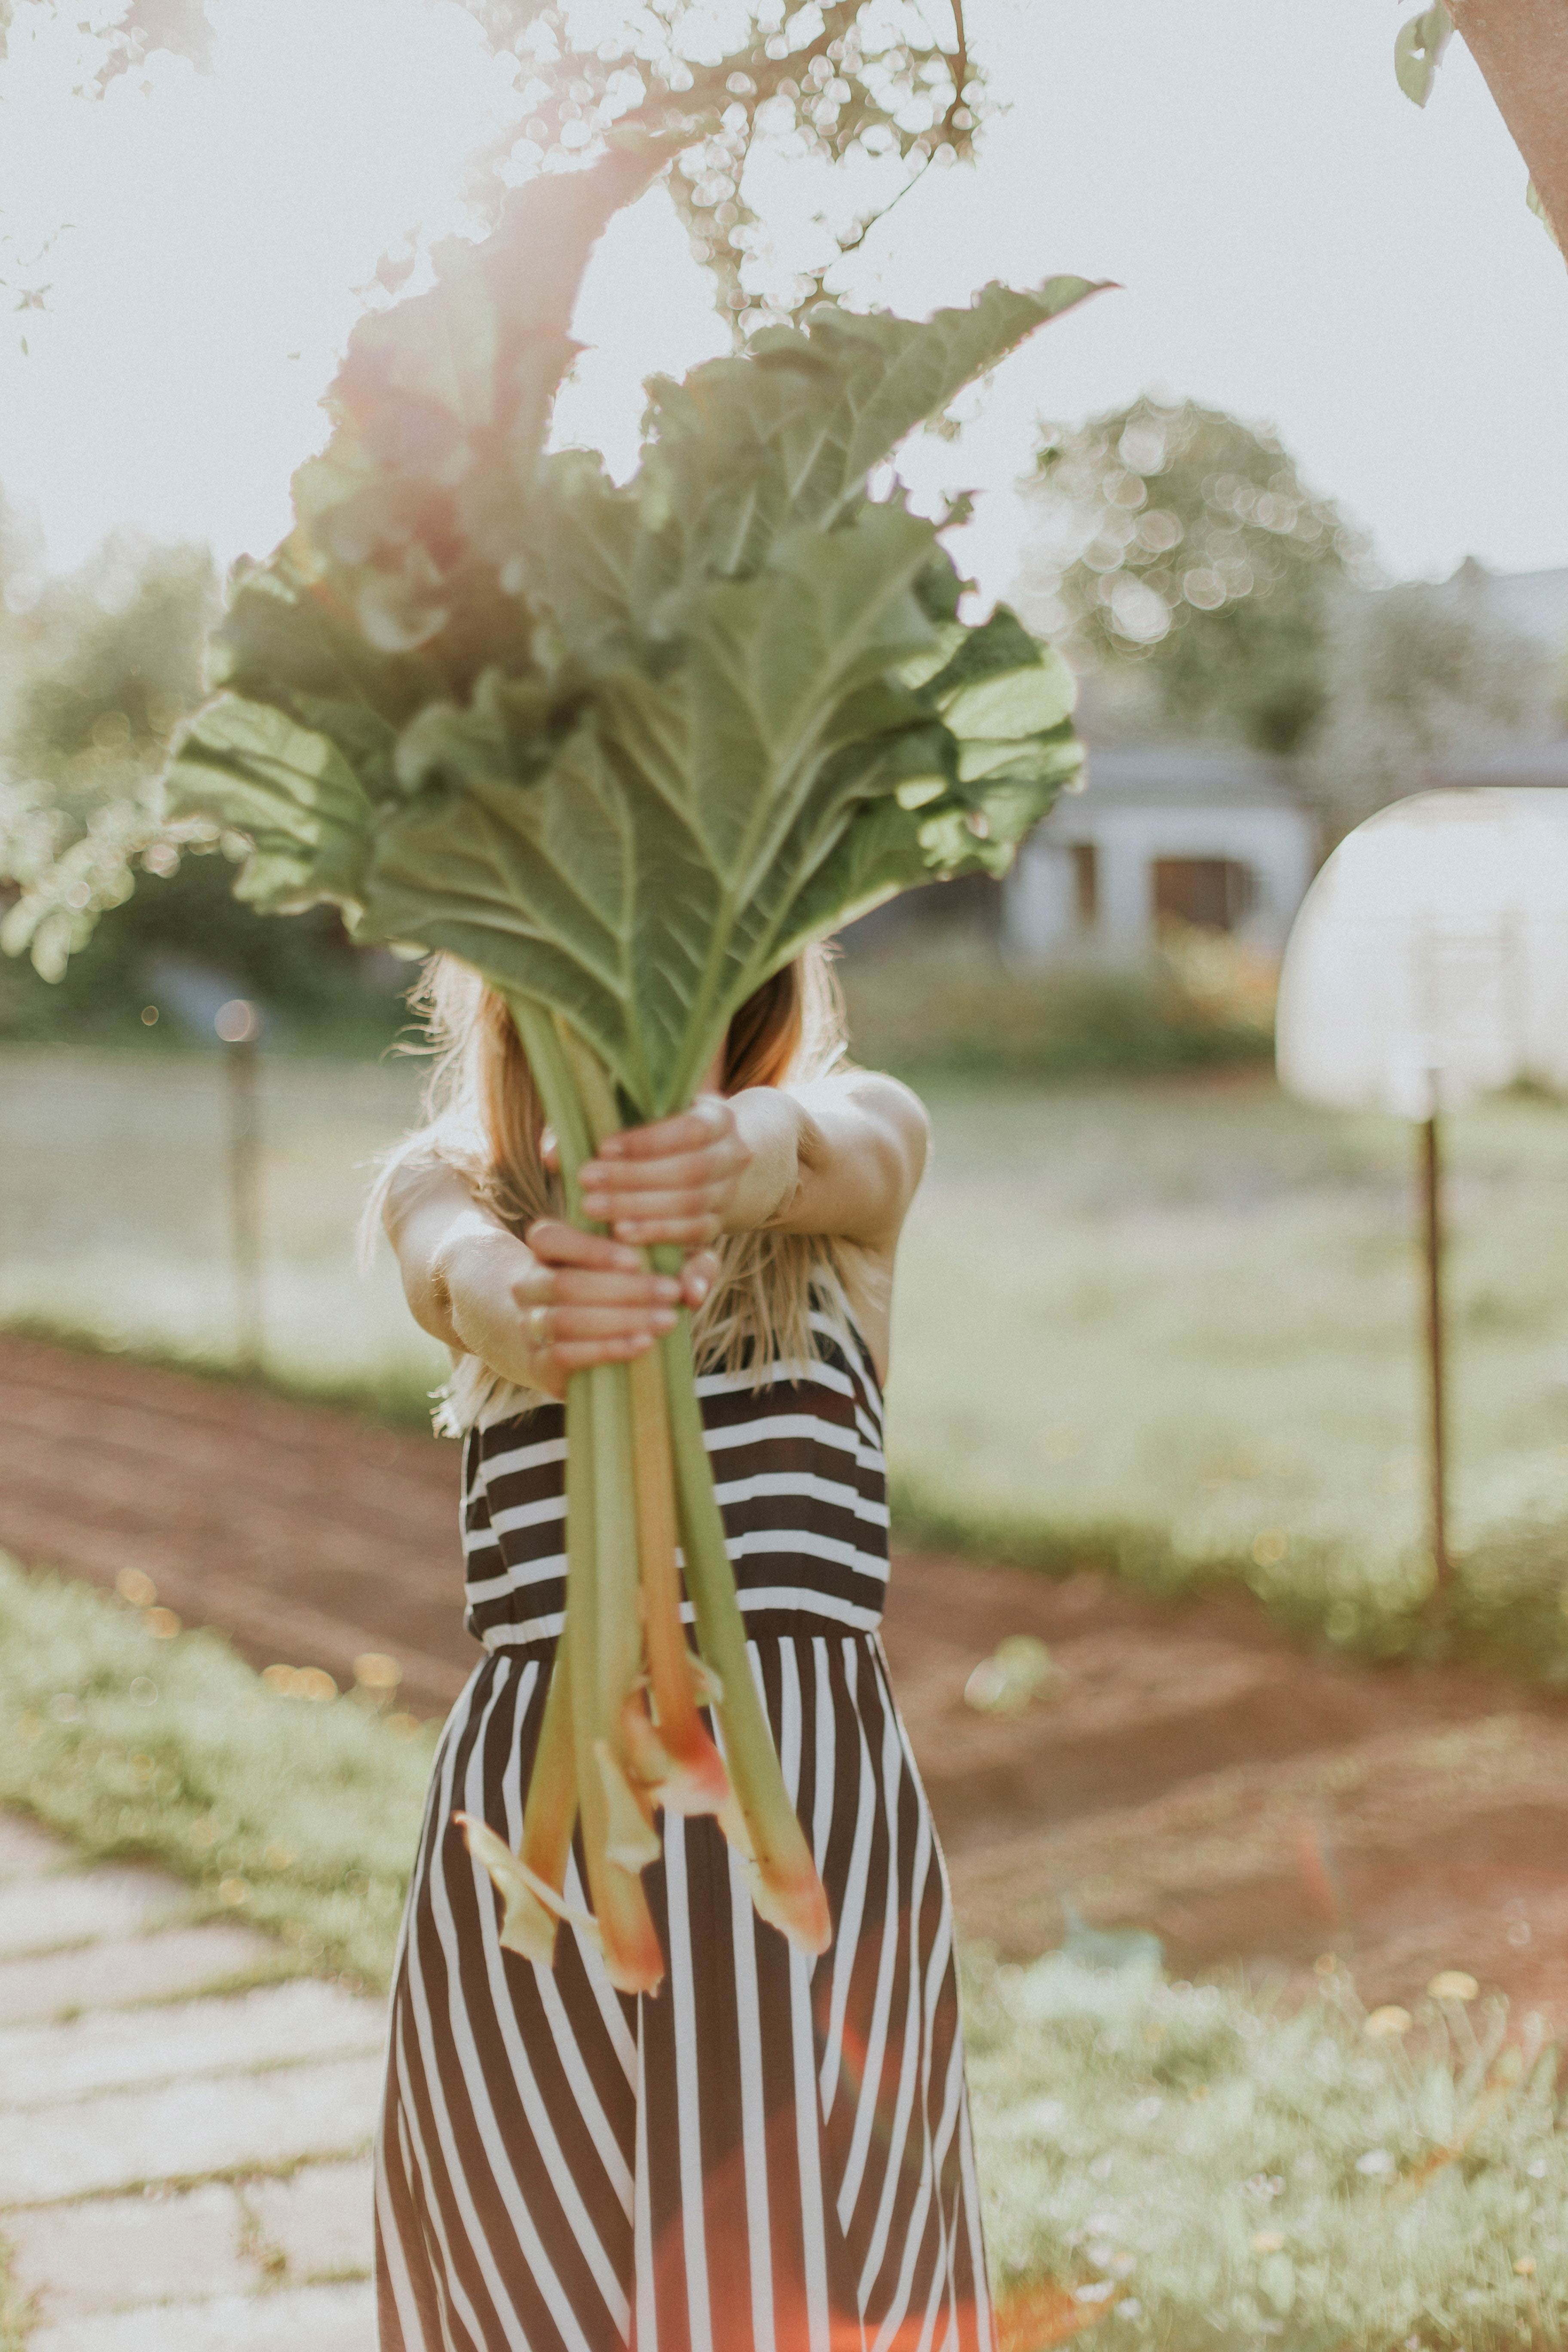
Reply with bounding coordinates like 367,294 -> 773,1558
1003,741 -> 1318,963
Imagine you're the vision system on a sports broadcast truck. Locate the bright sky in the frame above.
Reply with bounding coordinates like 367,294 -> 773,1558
0,0 -> 1563,606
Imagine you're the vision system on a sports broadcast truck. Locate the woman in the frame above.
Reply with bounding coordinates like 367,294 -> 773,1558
374,946 -> 995,2352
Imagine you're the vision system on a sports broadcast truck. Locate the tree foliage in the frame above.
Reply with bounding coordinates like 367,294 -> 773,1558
0,535 -> 218,980
1309,561 -> 1551,835
1019,396 -> 1365,758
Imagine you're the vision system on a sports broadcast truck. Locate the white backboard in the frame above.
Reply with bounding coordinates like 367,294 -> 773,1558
1276,789 -> 1568,1118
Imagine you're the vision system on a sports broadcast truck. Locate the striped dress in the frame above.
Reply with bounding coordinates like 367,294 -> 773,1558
376,1311 -> 995,2352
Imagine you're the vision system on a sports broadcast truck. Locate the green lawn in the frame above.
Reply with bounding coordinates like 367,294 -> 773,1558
892,1073 -> 1568,1568
5,1046 -> 1568,1575
0,1044 -> 450,1415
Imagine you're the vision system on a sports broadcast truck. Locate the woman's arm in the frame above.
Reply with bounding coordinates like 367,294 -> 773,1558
382,1153 -> 712,1402
384,1066 -> 927,1396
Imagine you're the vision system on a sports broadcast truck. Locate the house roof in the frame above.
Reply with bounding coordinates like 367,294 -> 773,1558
1063,741 -> 1305,812
1462,563 -> 1568,649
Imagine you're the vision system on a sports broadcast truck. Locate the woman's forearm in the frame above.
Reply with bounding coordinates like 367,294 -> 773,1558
723,1088 -> 809,1233
383,1150 -> 707,1396
726,1073 -> 928,1248
383,1157 -> 537,1369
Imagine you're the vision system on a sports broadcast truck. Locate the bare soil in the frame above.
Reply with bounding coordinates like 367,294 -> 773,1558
6,1332 -> 1568,2025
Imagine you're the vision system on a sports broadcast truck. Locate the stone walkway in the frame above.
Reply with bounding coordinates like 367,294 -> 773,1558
0,1812 -> 384,2349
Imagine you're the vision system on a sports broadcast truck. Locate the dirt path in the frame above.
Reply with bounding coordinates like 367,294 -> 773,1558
6,1332 -> 1568,2027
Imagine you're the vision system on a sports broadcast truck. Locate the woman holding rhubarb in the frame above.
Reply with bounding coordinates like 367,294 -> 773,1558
144,136 -> 1090,2352
374,946 -> 997,2352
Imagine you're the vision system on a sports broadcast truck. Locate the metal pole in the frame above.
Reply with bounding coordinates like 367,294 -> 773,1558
1419,1108 -> 1449,1587
226,1029 -> 263,1372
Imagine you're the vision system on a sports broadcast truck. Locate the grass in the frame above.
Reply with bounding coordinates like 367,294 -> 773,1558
8,1043 -> 1568,1668
3,1547 -> 1564,2352
0,1043 -> 450,1412
969,1947 -> 1568,2352
890,1074 -> 1568,1565
889,1485 -> 1568,1685
0,1550 -> 436,1990
0,2240 -> 27,2352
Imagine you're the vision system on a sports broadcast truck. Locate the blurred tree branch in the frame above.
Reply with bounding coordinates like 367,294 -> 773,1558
1447,0 -> 1568,254
3,3 -> 980,332
455,2 -> 980,328
87,0 -> 215,91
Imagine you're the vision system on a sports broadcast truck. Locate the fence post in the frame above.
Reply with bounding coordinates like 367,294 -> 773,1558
216,998 -> 263,1372
1418,1104 -> 1449,1586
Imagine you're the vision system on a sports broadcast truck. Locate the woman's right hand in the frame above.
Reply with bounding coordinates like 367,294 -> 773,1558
440,1219 -> 716,1402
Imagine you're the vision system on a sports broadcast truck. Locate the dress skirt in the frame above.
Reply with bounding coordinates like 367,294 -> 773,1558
375,1321 -> 995,2352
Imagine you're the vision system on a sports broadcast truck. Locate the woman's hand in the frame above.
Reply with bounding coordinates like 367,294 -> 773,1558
575,1097 -> 762,1247
442,1219 -> 717,1402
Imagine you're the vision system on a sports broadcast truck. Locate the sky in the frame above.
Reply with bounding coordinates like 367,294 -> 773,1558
0,0 -> 1563,609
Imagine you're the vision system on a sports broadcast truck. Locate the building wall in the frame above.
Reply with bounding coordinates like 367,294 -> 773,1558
1005,800 -> 1318,961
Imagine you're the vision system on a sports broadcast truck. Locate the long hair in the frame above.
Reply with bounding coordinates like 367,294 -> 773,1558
371,947 -> 852,1427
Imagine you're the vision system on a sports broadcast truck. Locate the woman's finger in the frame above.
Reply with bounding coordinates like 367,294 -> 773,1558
580,1153 -> 743,1213
592,1099 -> 732,1162
543,1303 -> 679,1339
581,1183 -> 736,1231
524,1219 -> 644,1272
681,1249 -> 719,1307
551,1333 -> 658,1369
610,1212 -> 723,1247
516,1261 -> 680,1306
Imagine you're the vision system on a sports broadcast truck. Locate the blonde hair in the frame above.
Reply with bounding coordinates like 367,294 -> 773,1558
374,946 -> 854,1427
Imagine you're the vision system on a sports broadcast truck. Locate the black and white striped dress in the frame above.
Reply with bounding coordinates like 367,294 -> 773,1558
376,1312 -> 995,2352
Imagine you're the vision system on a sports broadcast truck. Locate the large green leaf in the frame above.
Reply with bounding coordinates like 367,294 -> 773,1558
165,696 -> 375,913
160,140 -> 1092,1111
635,277 -> 1106,585
355,502 -> 947,1109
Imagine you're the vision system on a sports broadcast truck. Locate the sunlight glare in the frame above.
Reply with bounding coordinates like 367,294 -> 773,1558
0,0 -> 514,568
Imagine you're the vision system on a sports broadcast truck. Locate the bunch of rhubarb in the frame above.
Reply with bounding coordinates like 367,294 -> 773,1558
160,136 -> 1096,1988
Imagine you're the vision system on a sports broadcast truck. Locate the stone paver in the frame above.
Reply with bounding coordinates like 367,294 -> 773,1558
0,1819 -> 384,2338
29,2280 -> 376,2352
0,1978 -> 386,2106
248,2157 -> 376,2282
6,2183 -> 257,2319
0,2052 -> 384,2206
0,1920 -> 278,2026
0,1864 -> 187,1960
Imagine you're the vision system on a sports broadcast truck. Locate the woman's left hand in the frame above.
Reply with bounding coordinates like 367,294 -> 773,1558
575,1097 -> 754,1247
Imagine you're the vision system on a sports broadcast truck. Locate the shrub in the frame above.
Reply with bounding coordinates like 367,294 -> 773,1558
891,1477 -> 1568,1687
838,930 -> 1274,1086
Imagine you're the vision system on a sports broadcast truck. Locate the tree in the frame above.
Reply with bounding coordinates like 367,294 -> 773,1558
0,531 -> 400,1031
1017,396 -> 1364,758
1308,562 -> 1551,836
0,534 -> 217,979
